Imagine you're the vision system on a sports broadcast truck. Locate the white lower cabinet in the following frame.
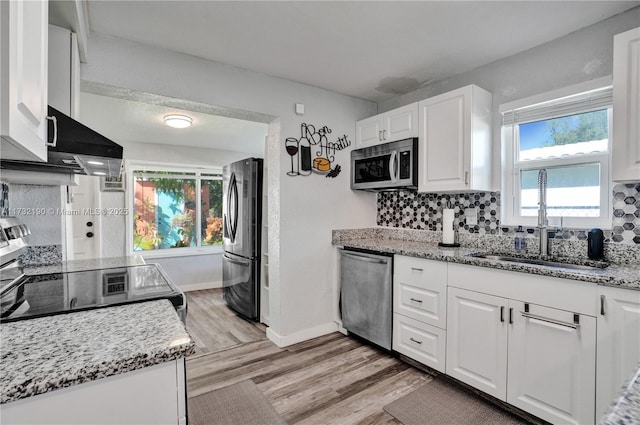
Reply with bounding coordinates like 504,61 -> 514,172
2,359 -> 187,424
446,287 -> 508,399
446,283 -> 596,425
596,285 -> 640,418
508,301 -> 596,425
392,255 -> 447,372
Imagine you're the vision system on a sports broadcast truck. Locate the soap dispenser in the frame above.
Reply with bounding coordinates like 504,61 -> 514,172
514,226 -> 526,253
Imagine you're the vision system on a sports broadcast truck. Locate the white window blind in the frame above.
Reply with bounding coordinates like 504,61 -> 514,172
502,85 -> 613,126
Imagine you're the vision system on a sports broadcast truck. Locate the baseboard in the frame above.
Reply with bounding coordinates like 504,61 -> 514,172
266,322 -> 338,348
179,281 -> 222,292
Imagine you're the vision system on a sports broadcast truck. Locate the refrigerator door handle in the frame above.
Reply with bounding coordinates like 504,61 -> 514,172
227,173 -> 239,242
223,253 -> 251,267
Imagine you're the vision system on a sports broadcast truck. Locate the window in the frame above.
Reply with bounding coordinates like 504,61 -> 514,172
129,163 -> 223,255
501,78 -> 612,228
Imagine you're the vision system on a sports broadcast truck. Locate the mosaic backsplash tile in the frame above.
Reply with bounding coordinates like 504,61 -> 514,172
377,183 -> 640,245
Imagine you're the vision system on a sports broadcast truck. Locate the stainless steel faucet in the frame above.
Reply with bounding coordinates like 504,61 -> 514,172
537,169 -> 549,256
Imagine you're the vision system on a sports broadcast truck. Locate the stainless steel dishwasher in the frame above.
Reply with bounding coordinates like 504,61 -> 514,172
339,249 -> 392,350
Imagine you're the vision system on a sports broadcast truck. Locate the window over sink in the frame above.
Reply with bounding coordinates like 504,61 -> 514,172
500,78 -> 613,228
127,162 -> 223,257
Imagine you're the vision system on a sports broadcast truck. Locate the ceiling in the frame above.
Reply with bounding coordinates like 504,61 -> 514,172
70,1 -> 639,151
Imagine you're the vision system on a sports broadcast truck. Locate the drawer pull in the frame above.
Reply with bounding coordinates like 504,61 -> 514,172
409,337 -> 422,345
521,311 -> 580,329
409,298 -> 423,304
410,267 -> 423,272
500,306 -> 504,323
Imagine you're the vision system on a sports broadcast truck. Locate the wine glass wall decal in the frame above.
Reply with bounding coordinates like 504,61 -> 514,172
285,137 -> 299,176
284,123 -> 351,179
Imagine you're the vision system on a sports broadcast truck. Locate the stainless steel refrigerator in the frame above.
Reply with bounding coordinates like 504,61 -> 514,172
222,157 -> 263,321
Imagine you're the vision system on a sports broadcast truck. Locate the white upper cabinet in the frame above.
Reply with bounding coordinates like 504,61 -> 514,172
418,85 -> 492,193
0,0 -> 49,161
355,103 -> 418,148
612,27 -> 640,182
49,25 -> 80,118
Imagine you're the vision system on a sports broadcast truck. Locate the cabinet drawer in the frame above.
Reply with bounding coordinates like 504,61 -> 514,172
393,313 -> 446,372
395,281 -> 446,328
394,256 -> 447,328
394,256 -> 447,288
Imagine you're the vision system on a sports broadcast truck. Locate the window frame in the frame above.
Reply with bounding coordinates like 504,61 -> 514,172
126,160 -> 224,259
500,77 -> 613,230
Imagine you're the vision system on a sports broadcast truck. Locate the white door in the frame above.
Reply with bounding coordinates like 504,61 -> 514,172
384,103 -> 418,142
66,175 -> 100,260
355,114 -> 383,148
507,300 -> 596,425
446,287 -> 508,400
418,89 -> 468,192
596,286 -> 640,418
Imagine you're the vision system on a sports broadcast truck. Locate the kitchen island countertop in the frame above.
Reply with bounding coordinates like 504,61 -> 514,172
0,299 -> 195,404
599,366 -> 640,425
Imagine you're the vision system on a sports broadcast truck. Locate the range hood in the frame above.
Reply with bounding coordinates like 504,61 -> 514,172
1,106 -> 123,178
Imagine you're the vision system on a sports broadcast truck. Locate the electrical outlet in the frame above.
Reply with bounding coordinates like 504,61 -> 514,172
465,208 -> 478,225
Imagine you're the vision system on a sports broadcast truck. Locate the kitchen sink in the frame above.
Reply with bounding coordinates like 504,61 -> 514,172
468,253 -> 609,271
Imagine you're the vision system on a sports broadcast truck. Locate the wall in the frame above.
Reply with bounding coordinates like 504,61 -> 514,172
80,32 -> 378,346
378,6 -> 640,190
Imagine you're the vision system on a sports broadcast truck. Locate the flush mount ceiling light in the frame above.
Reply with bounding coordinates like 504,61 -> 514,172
163,114 -> 193,129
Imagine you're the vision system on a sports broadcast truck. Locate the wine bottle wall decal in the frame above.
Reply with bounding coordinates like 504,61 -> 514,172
284,123 -> 351,178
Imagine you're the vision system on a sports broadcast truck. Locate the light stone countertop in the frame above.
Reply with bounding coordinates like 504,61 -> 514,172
0,299 -> 195,404
334,237 -> 639,290
599,366 -> 640,425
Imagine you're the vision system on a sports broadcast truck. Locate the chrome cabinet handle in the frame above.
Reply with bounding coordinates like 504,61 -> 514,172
409,298 -> 423,304
46,115 -> 58,147
382,129 -> 387,140
500,306 -> 504,323
409,337 -> 422,345
410,267 -> 423,272
521,311 -> 580,329
378,130 -> 383,141
464,171 -> 469,185
509,307 -> 513,324
600,295 -> 606,316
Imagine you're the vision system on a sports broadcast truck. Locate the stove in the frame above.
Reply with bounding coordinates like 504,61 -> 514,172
0,217 -> 186,324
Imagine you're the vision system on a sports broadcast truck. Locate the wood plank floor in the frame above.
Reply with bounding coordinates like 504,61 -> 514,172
184,289 -> 534,425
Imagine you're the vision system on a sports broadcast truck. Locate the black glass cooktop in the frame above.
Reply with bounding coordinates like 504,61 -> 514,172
0,264 -> 184,323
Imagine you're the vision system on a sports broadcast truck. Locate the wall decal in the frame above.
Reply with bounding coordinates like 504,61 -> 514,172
285,123 -> 350,178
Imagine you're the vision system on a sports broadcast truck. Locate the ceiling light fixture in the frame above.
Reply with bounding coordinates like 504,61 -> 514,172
163,114 -> 193,129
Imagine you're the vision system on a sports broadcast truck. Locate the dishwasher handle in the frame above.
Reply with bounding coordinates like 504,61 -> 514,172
341,251 -> 389,265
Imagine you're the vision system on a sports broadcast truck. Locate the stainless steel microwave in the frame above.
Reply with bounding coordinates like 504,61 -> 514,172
351,138 -> 418,191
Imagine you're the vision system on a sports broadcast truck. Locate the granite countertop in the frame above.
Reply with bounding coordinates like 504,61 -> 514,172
600,366 -> 640,425
334,237 -> 639,290
0,299 -> 195,404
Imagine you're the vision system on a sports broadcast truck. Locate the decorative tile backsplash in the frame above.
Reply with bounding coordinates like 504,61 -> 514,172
377,183 -> 640,245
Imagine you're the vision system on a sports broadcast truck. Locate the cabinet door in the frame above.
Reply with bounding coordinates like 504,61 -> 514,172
0,0 -> 48,161
596,286 -> 640,418
507,301 -> 596,425
393,313 -> 446,372
394,255 -> 447,328
383,103 -> 418,142
446,287 -> 507,400
355,114 -> 383,148
612,27 -> 640,182
418,88 -> 468,192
